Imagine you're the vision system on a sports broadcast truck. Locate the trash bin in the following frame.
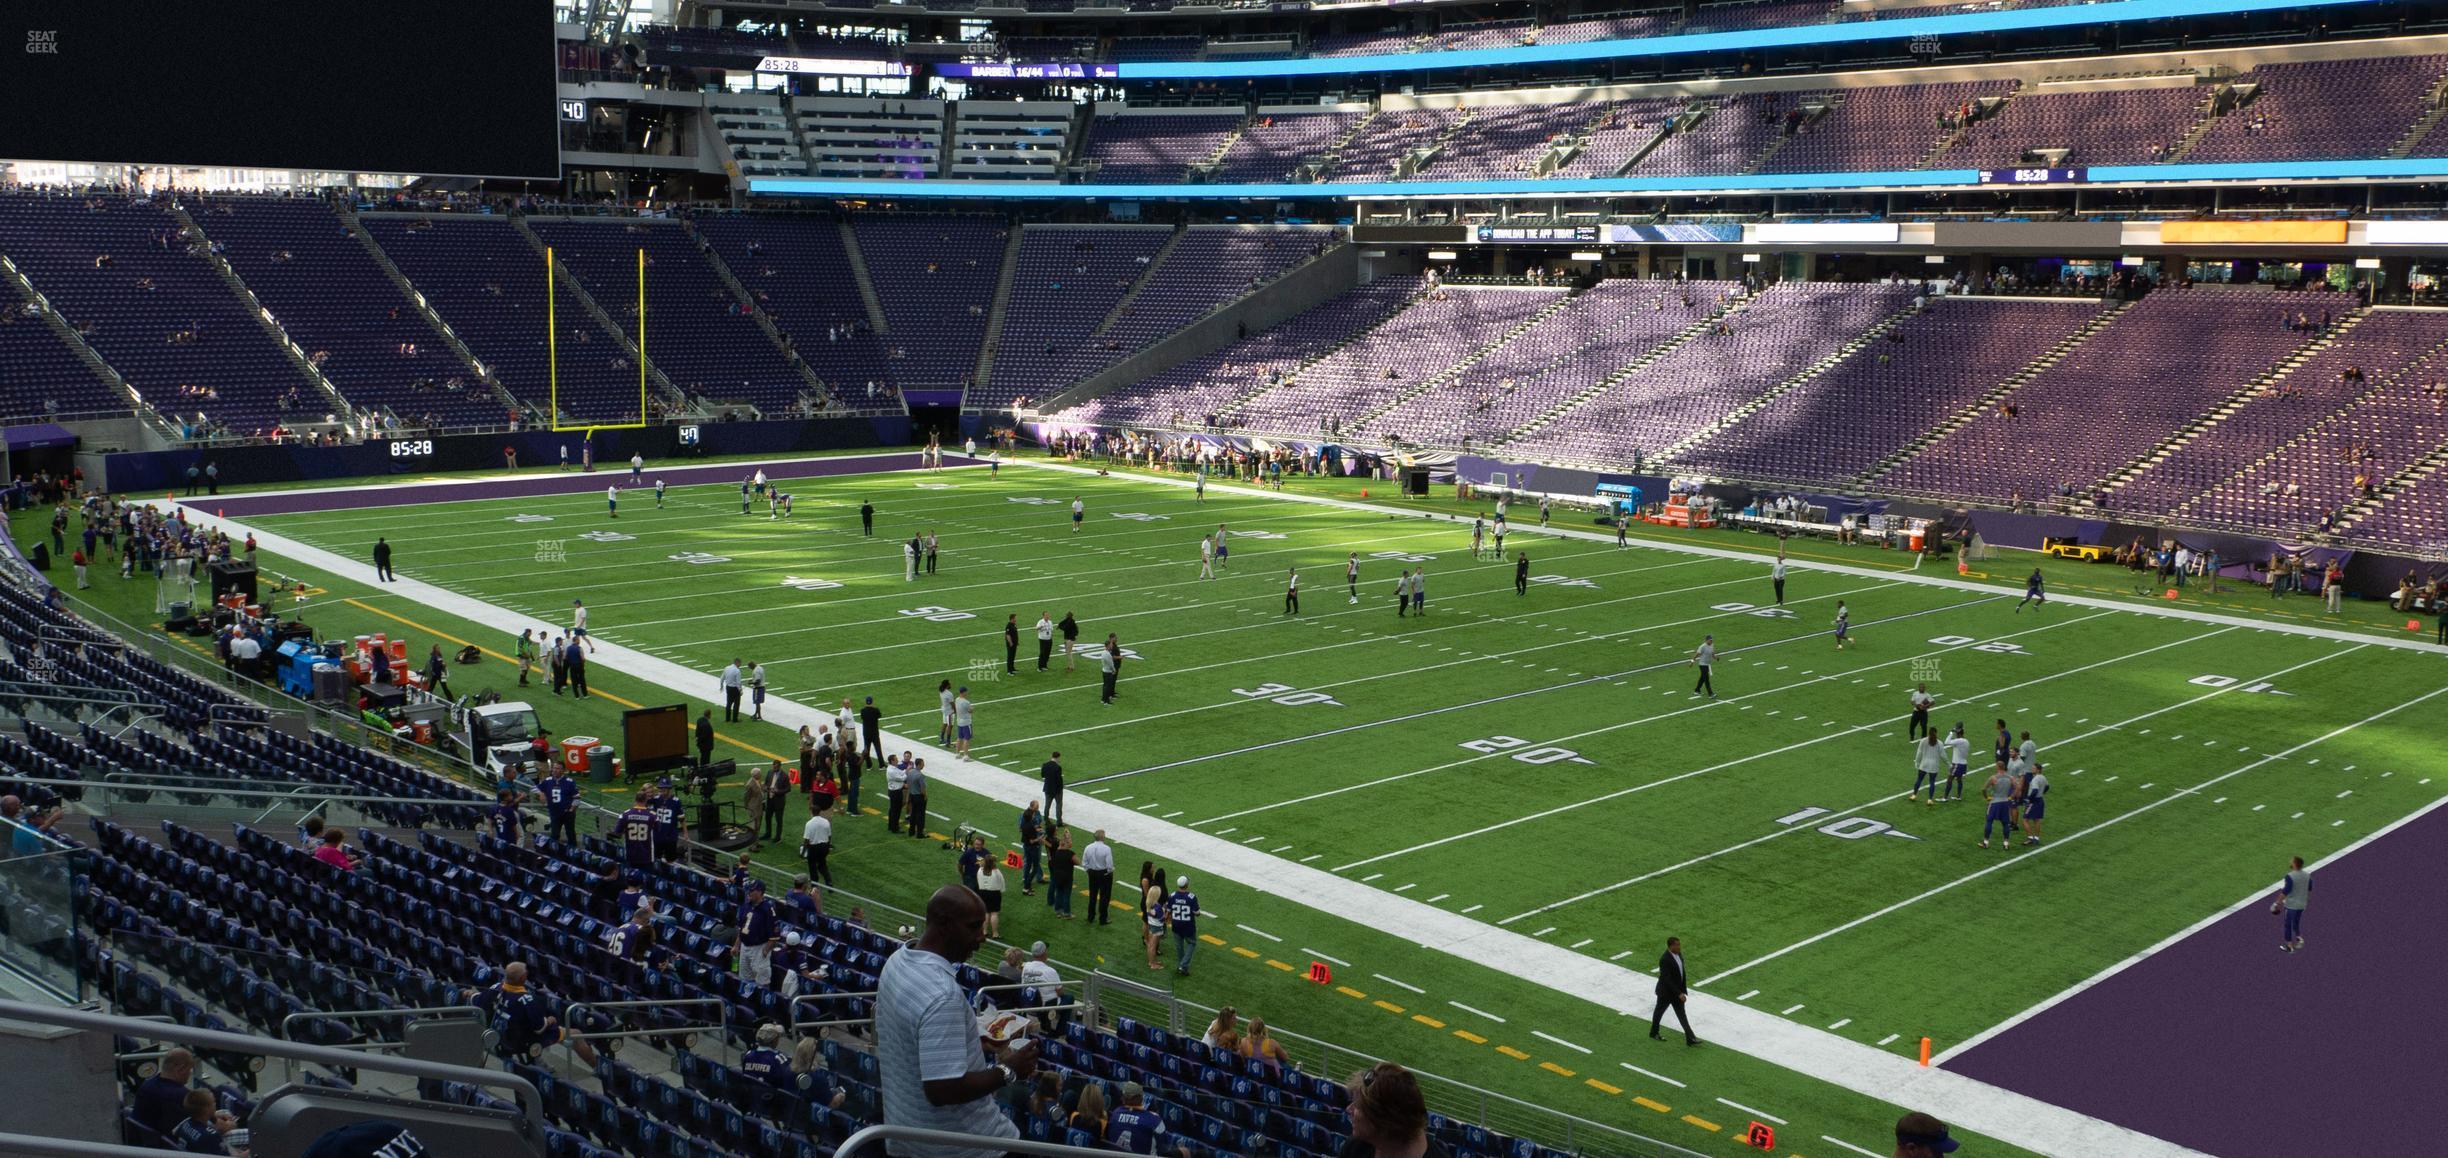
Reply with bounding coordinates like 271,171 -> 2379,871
588,744 -> 615,784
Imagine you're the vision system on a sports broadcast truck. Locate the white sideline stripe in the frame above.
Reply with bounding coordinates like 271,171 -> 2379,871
1372,974 -> 1425,994
1300,949 -> 1350,968
181,475 -> 2214,1158
1618,1062 -> 1686,1089
1235,923 -> 1282,942
1933,786 -> 2448,1067
1013,458 -> 2445,656
1530,1030 -> 1590,1054
1710,673 -> 2445,992
1821,1135 -> 1885,1158
1715,1098 -> 1785,1125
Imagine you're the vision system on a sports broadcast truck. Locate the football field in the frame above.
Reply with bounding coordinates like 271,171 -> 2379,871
130,454 -> 2448,1155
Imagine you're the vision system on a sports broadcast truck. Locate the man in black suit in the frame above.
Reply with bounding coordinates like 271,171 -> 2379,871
1650,936 -> 1699,1046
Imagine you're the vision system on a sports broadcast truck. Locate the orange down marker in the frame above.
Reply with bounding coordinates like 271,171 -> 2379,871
1306,961 -> 1332,985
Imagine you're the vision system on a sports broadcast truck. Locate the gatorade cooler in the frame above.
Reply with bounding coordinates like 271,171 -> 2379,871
411,720 -> 436,744
563,736 -> 599,775
389,639 -> 409,666
1908,529 -> 1926,552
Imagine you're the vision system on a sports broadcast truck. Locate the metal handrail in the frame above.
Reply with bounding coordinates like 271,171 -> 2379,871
562,997 -> 726,1047
835,1125 -> 1106,1157
277,1004 -> 484,1046
0,999 -> 547,1142
785,989 -> 879,1033
0,1135 -> 190,1157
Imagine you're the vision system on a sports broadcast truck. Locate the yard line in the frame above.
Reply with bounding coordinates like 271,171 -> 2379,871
1570,938 -> 1593,949
1458,904 -> 1482,913
1827,1018 -> 1852,1030
1235,924 -> 1283,943
1446,1001 -> 1505,1022
1425,894 -> 1449,904
1531,1030 -> 1591,1054
1136,802 -> 1163,811
1737,990 -> 1759,1001
1361,872 -> 1383,882
1716,1098 -> 1786,1125
1821,1135 -> 1885,1158
1300,854 -> 1322,863
1612,950 -> 1638,961
1618,1062 -> 1686,1089
1489,625 -> 2263,922
1706,664 -> 2437,988
1335,611 -> 2147,880
1272,844 -> 1295,853
1877,1034 -> 1900,1046
1060,576 -> 1901,778
1242,597 -> 2066,837
1300,949 -> 1350,967
1781,1004 -> 1807,1015
1394,883 -> 1418,893
1372,974 -> 1425,994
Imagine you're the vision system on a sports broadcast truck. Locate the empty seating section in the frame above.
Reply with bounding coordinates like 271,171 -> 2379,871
2354,469 -> 2448,552
694,216 -> 892,397
1940,84 -> 2207,168
795,97 -> 944,180
2188,57 -> 2448,163
1366,280 -> 1720,444
1111,36 -> 1204,62
1211,110 -> 1365,182
948,101 -> 1072,180
1414,105 -> 1581,180
980,226 -> 1175,409
0,306 -> 123,422
1630,95 -> 1785,176
849,216 -> 1009,386
1877,288 -> 2319,502
1081,113 -> 1243,182
2162,323 -> 2448,534
1680,298 -> 2105,484
1061,276 -> 1426,428
1087,226 -> 1338,377
360,217 -> 643,424
1550,100 -> 1684,178
199,198 -> 503,429
525,219 -> 805,415
1541,11 -> 1680,44
1762,82 -> 2004,173
1227,288 -> 1566,435
0,195 -> 316,435
1513,282 -> 1919,464
2111,312 -> 2448,517
710,96 -> 807,179
1329,109 -> 1464,181
1689,0 -> 1833,30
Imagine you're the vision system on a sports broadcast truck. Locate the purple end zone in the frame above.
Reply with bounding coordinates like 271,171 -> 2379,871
1946,799 -> 2448,1157
184,453 -> 968,517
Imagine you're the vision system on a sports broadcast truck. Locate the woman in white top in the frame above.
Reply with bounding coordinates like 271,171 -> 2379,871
1204,1006 -> 1242,1051
976,860 -> 1006,938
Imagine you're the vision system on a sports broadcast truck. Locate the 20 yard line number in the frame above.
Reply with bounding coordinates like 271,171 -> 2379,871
1460,735 -> 1594,766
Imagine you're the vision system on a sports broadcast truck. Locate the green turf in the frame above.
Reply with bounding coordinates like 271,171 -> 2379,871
34,456 -> 2448,1157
